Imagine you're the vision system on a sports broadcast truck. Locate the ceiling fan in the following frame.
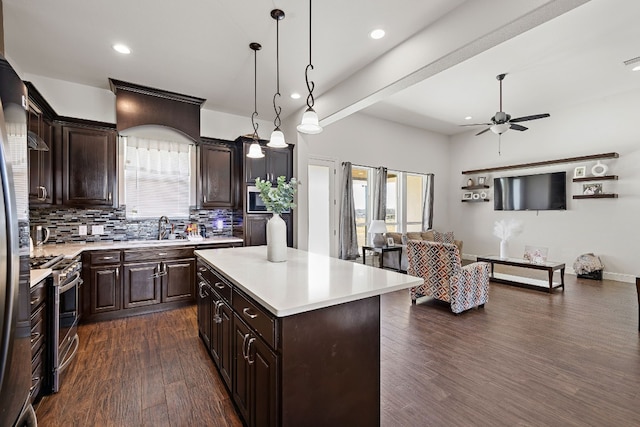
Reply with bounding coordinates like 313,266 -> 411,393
462,73 -> 550,136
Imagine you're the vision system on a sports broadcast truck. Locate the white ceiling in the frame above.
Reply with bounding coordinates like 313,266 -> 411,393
4,0 -> 640,136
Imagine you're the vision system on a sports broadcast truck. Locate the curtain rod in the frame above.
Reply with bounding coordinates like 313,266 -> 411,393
348,162 -> 433,177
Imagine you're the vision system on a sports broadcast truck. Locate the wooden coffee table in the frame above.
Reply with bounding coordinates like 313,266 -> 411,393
476,255 -> 565,293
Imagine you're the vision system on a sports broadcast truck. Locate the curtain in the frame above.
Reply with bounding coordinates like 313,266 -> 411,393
338,162 -> 359,260
422,173 -> 434,231
372,166 -> 387,221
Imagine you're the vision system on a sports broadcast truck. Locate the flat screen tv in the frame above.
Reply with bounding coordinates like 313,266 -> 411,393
494,171 -> 566,211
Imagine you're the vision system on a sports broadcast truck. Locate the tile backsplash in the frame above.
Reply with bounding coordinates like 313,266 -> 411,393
30,205 -> 243,244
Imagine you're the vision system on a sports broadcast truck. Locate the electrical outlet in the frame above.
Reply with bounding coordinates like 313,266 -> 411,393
79,225 -> 87,236
92,225 -> 104,235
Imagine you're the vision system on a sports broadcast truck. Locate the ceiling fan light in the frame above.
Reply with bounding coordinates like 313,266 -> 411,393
247,141 -> 265,158
297,108 -> 323,134
490,123 -> 510,135
267,129 -> 287,148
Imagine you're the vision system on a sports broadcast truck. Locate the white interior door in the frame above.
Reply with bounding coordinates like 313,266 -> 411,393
307,158 -> 336,257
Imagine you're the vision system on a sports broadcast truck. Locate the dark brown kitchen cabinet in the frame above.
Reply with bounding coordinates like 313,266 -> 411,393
89,265 -> 122,315
232,313 -> 278,427
61,123 -> 117,207
243,139 -> 292,184
29,277 -> 49,404
197,276 -> 212,351
199,140 -> 237,208
123,262 -> 161,309
28,104 -> 53,205
162,258 -> 195,302
244,213 -> 293,247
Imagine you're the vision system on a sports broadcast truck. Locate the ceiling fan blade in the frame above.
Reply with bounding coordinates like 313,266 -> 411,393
510,113 -> 550,123
460,122 -> 492,127
510,123 -> 528,131
475,128 -> 491,136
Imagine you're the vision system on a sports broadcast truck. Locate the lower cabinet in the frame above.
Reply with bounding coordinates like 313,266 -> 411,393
29,278 -> 49,403
83,247 -> 195,321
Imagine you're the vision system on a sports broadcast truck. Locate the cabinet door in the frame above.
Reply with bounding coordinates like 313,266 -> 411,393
62,125 -> 116,206
245,215 -> 268,246
201,144 -> 235,208
251,334 -> 278,427
123,262 -> 161,308
269,148 -> 292,182
90,266 -> 121,314
218,302 -> 233,389
197,278 -> 212,351
244,142 -> 268,183
233,314 -> 252,423
28,109 -> 53,205
162,258 -> 195,303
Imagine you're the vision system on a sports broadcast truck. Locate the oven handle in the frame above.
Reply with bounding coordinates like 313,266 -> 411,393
58,334 -> 79,373
58,272 -> 82,294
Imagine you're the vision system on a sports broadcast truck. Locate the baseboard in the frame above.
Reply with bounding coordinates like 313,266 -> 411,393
464,253 -> 637,284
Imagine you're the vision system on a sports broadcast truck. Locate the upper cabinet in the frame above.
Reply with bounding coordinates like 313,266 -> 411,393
243,139 -> 293,184
198,138 -> 238,209
61,121 -> 117,207
26,83 -> 56,206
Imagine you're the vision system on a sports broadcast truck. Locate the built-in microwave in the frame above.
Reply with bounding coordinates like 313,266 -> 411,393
246,186 -> 289,214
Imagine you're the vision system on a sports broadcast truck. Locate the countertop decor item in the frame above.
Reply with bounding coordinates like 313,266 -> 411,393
493,219 -> 523,259
255,176 -> 298,262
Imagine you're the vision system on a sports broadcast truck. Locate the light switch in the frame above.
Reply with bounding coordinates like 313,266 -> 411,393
79,225 -> 87,236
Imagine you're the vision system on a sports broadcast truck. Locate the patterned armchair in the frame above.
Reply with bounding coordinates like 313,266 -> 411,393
406,240 -> 490,314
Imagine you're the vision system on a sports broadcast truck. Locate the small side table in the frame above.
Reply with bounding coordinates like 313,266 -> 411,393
362,245 -> 402,272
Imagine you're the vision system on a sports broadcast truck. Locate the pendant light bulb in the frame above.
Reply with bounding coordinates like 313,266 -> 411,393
268,128 -> 287,148
247,42 -> 264,159
298,0 -> 323,135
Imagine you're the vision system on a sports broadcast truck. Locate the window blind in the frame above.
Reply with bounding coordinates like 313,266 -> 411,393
124,136 -> 192,218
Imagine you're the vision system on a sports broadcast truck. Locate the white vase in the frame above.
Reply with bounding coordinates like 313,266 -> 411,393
267,213 -> 287,262
499,240 -> 508,259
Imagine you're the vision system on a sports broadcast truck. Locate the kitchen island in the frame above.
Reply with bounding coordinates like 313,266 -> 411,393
195,246 -> 422,427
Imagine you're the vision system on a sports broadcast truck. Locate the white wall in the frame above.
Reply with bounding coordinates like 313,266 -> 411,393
449,88 -> 640,282
295,112 -> 451,254
21,74 -> 272,139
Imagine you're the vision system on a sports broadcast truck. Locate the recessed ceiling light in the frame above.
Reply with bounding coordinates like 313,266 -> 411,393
465,116 -> 472,120
369,29 -> 385,40
633,65 -> 640,72
290,93 -> 301,99
113,44 -> 131,54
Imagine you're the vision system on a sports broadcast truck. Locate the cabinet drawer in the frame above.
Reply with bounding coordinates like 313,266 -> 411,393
30,346 -> 45,403
30,304 -> 46,355
198,264 -> 232,304
124,247 -> 193,262
90,250 -> 121,265
30,280 -> 47,312
233,289 -> 276,349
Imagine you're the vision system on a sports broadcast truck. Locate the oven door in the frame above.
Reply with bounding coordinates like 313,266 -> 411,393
52,271 -> 81,392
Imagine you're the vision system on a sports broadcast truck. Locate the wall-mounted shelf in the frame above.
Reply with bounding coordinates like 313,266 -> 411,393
462,199 -> 490,203
462,152 -> 619,175
572,194 -> 618,199
572,175 -> 618,182
461,185 -> 490,190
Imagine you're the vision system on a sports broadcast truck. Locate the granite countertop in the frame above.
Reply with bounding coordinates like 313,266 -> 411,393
30,236 -> 244,258
195,246 -> 423,317
30,268 -> 51,288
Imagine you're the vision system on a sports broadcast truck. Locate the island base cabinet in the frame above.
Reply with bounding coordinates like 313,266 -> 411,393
232,314 -> 278,427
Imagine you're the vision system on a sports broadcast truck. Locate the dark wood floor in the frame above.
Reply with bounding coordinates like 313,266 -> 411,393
36,270 -> 640,426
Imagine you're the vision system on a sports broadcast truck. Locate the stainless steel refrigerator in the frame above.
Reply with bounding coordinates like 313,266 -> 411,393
0,54 -> 37,426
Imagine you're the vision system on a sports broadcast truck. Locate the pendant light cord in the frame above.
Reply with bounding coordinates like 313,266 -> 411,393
252,45 -> 260,140
304,0 -> 316,109
272,14 -> 282,129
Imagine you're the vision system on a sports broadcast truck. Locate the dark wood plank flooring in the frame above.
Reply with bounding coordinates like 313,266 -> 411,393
36,271 -> 640,426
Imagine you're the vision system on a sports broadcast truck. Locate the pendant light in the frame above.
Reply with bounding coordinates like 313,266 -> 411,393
247,42 -> 265,158
267,9 -> 288,148
297,0 -> 323,134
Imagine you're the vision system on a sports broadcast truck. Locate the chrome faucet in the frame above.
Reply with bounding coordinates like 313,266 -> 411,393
158,216 -> 170,240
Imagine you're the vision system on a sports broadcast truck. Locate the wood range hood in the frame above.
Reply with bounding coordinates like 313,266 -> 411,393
109,78 -> 206,142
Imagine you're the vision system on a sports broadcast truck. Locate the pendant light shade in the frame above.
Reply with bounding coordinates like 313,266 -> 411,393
247,42 -> 264,159
297,0 -> 323,134
267,9 -> 288,148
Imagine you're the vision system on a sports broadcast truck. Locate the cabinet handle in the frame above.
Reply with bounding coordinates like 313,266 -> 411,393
101,256 -> 114,260
108,192 -> 112,201
241,333 -> 251,361
30,298 -> 38,306
246,337 -> 256,365
213,300 -> 224,324
38,186 -> 46,201
30,332 -> 41,343
204,195 -> 207,203
214,282 -> 225,290
29,378 -> 40,393
115,268 -> 119,281
158,252 -> 167,256
242,307 -> 258,319
198,267 -> 207,272
198,282 -> 208,298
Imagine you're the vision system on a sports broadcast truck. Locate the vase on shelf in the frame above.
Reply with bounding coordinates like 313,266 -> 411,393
267,213 -> 287,262
499,240 -> 508,259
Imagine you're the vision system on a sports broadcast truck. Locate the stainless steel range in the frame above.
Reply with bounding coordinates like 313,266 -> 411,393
30,254 -> 82,392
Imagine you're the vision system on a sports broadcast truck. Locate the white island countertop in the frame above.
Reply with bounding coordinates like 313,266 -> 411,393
195,246 -> 423,317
